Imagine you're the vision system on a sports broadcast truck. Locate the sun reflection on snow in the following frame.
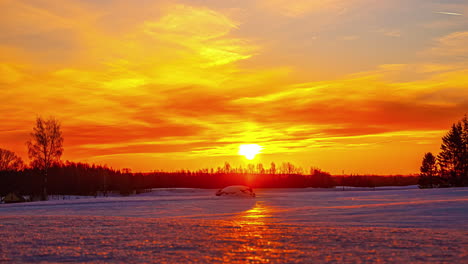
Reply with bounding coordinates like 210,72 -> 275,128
240,201 -> 270,221
215,201 -> 298,262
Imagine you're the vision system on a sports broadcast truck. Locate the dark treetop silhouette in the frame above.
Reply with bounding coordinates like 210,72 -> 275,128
0,148 -> 24,171
419,115 -> 468,188
26,117 -> 64,200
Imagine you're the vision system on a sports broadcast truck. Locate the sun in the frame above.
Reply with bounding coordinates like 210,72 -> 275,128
239,144 -> 262,160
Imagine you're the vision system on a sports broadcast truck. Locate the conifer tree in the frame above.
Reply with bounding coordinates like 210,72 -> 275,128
418,152 -> 437,188
437,116 -> 468,186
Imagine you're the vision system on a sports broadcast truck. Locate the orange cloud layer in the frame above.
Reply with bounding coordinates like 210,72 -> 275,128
1,0 -> 467,174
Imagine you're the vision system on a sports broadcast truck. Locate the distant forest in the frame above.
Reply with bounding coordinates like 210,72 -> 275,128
0,116 -> 420,198
0,161 -> 418,197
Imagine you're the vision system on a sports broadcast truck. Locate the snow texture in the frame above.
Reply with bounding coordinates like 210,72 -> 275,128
1,187 -> 467,263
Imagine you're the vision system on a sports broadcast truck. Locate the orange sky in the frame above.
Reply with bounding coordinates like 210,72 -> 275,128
1,0 -> 467,174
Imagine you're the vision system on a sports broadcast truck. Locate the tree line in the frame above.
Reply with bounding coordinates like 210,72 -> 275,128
1,116 -> 421,200
419,115 -> 468,188
1,159 -> 418,198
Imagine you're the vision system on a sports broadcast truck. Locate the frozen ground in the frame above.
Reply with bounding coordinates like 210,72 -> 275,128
1,186 -> 467,263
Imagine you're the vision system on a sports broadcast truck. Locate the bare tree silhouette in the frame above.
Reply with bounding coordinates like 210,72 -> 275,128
0,148 -> 24,171
270,162 -> 276,175
27,117 -> 64,200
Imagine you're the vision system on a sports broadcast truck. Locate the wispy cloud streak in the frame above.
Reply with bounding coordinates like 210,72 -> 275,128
434,11 -> 463,16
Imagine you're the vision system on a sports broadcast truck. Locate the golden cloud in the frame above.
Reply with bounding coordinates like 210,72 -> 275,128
1,1 -> 467,173
257,0 -> 353,17
426,31 -> 468,60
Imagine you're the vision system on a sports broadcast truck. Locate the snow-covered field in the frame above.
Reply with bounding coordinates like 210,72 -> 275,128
1,186 -> 467,263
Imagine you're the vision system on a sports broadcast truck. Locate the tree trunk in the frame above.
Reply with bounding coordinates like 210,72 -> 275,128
42,169 -> 48,201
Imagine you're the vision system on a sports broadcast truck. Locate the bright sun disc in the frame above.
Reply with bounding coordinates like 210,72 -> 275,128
239,144 -> 262,160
